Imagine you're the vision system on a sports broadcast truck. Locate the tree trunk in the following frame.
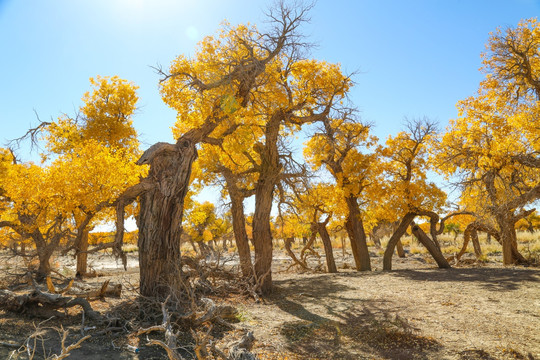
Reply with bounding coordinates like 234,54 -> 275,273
31,229 -> 56,281
383,213 -> 415,270
252,183 -> 274,295
229,191 -> 252,278
396,240 -> 405,258
300,231 -> 317,261
317,222 -> 337,273
189,238 -> 199,254
470,229 -> 482,258
410,223 -> 451,268
344,195 -> 371,271
284,237 -> 308,269
76,230 -> 89,277
137,141 -> 196,298
496,214 -> 517,265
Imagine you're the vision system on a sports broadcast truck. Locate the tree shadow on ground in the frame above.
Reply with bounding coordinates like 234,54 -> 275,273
268,275 -> 442,359
272,273 -> 353,299
389,267 -> 540,291
276,306 -> 442,360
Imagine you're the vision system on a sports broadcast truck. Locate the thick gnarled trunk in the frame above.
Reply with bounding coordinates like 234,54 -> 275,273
252,182 -> 274,295
136,141 -> 197,298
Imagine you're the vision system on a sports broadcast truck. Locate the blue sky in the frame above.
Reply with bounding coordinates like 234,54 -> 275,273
1,0 -> 538,153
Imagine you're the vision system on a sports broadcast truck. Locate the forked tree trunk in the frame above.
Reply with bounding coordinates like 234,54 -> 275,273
137,141 -> 197,298
344,195 -> 371,271
317,221 -> 337,273
383,213 -> 415,270
30,228 -> 60,281
300,231 -> 317,260
284,237 -> 308,269
36,250 -> 53,280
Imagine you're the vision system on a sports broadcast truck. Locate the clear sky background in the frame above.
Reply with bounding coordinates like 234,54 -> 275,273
1,0 -> 539,216
1,0 -> 539,150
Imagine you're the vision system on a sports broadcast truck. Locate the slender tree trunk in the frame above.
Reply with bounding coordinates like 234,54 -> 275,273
300,231 -> 317,261
456,226 -> 472,261
229,191 -> 252,278
410,223 -> 451,268
76,230 -> 89,277
383,213 -> 415,270
396,240 -> 405,258
317,222 -> 337,273
188,238 -> 199,255
137,141 -> 196,298
284,237 -> 308,269
470,229 -> 482,258
344,195 -> 371,271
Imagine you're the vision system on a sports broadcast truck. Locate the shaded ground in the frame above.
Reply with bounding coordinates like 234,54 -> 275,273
0,249 -> 539,359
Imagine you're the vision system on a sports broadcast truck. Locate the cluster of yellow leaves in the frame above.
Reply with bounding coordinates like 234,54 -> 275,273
375,125 -> 446,222
0,76 -> 145,246
304,119 -> 379,200
47,76 -> 140,158
435,18 -> 540,217
184,201 -> 231,243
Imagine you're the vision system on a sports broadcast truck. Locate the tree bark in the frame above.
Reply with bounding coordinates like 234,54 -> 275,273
410,223 -> 451,268
284,237 -> 308,269
32,230 -> 58,280
317,221 -> 337,273
470,228 -> 482,258
344,195 -> 371,271
300,231 -> 317,261
136,140 -> 197,298
396,240 -> 405,258
383,213 -> 415,270
496,213 -> 517,265
252,181 -> 275,295
229,190 -> 252,278
76,230 -> 89,277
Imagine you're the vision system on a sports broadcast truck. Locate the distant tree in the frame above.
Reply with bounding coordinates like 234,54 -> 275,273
378,118 -> 447,270
305,116 -> 379,271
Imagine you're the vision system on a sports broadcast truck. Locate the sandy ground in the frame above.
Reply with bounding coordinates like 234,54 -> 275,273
0,250 -> 539,359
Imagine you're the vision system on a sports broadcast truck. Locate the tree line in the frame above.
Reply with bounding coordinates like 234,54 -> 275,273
1,4 -> 539,298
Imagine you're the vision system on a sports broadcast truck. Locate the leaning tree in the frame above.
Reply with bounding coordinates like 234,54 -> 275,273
115,3 -> 322,298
